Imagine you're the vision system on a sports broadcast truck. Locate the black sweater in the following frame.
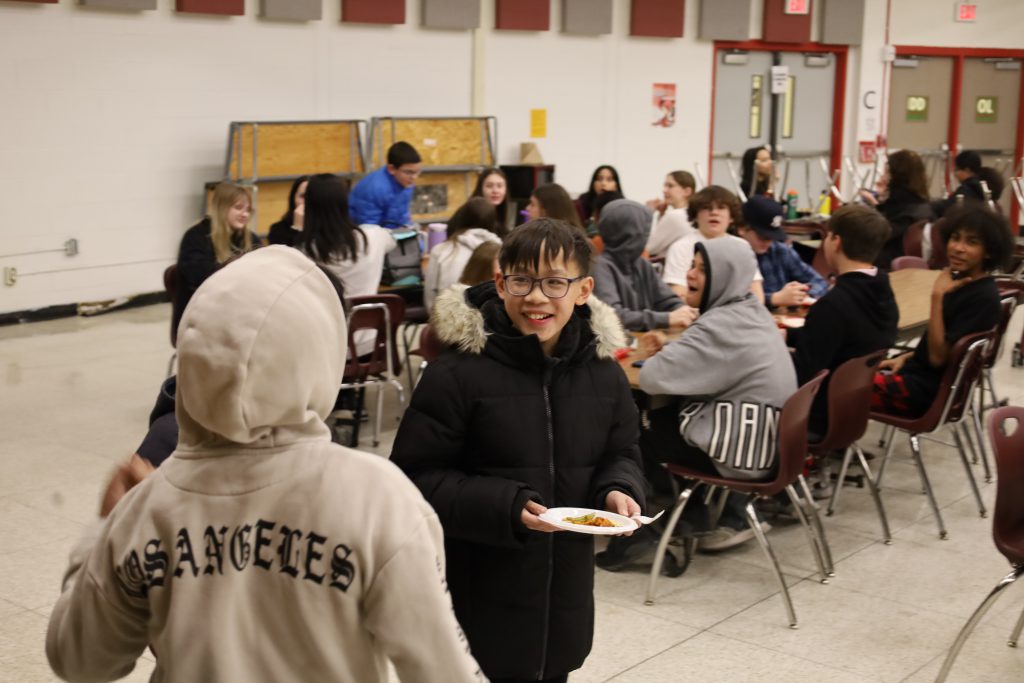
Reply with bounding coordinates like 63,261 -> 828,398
791,270 -> 899,436
267,219 -> 299,247
875,188 -> 932,269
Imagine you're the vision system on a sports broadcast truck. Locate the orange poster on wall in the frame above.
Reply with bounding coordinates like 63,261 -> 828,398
652,83 -> 676,128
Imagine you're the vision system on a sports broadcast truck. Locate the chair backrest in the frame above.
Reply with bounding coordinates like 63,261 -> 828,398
813,352 -> 886,453
348,294 -> 406,374
987,406 -> 1024,565
902,219 -> 927,258
981,296 -> 1018,370
891,255 -> 929,271
927,218 -> 948,269
344,303 -> 390,383
774,370 -> 829,490
163,264 -> 179,348
919,330 -> 990,429
416,324 -> 444,364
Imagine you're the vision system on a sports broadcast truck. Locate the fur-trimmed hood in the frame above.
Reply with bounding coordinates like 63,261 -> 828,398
431,282 -> 627,360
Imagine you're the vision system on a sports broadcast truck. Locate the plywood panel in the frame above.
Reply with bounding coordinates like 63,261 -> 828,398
370,118 -> 494,168
495,0 -> 550,31
563,0 -> 612,35
6,0 -> 58,3
762,0 -> 812,43
630,0 -> 685,38
176,0 -> 244,15
411,171 -> 480,222
342,0 -> 404,24
79,0 -> 157,9
260,0 -> 321,20
422,0 -> 480,29
228,122 -> 365,180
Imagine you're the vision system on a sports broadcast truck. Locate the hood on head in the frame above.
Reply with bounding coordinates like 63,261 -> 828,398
176,246 -> 347,449
596,199 -> 653,269
697,238 -> 758,312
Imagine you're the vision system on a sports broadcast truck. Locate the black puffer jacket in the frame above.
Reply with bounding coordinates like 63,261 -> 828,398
390,282 -> 646,680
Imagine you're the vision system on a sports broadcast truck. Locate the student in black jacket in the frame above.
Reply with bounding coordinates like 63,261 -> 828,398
932,150 -> 987,218
860,149 -> 933,269
789,205 -> 899,437
391,219 -> 646,683
267,175 -> 309,246
172,183 -> 261,337
872,205 -> 1014,417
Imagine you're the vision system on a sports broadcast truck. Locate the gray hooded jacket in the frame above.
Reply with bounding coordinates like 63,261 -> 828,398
592,199 -> 683,331
638,238 -> 797,480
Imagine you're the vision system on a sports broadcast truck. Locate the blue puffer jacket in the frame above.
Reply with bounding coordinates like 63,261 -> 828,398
348,167 -> 413,228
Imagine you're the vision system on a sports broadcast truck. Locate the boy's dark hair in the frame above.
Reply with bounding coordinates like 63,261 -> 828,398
955,150 -> 982,174
827,204 -> 892,263
687,185 -> 741,224
939,205 -> 1015,272
387,141 -> 421,167
499,218 -> 593,277
976,167 -> 1005,201
592,190 -> 624,218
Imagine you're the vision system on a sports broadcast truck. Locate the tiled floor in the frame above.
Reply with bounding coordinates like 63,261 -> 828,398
2,302 -> 1023,682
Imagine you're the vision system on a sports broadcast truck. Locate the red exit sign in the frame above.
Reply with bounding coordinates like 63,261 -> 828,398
956,2 -> 977,22
784,0 -> 810,15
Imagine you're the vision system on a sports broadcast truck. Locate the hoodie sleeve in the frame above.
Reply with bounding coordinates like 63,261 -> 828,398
592,259 -> 675,332
391,358 -> 539,549
363,512 -> 486,683
589,368 -> 648,512
638,321 -> 730,397
46,520 -> 151,683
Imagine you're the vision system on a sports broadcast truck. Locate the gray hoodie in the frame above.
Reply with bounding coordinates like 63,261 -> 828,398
638,238 -> 796,480
592,199 -> 684,331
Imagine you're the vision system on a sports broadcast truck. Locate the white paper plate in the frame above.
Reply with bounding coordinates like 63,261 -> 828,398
538,507 -> 638,535
781,316 -> 806,329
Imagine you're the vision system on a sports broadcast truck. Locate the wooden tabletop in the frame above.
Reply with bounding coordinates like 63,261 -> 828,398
889,268 -> 939,333
619,329 -> 683,389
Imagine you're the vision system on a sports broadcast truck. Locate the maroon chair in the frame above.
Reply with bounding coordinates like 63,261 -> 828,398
980,282 -> 1024,408
891,255 -> 929,271
163,264 -> 179,377
935,406 -> 1024,682
408,324 -> 444,388
902,219 -> 927,258
870,331 -> 992,540
927,218 -> 949,269
807,352 -> 891,543
646,372 -> 829,629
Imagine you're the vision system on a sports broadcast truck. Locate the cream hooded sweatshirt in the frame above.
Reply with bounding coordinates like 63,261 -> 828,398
46,247 -> 486,683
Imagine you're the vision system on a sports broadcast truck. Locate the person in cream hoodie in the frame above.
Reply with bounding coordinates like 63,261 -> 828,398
46,246 -> 486,683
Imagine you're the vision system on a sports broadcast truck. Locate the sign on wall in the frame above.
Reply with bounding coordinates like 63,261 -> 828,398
652,83 -> 676,127
749,75 -> 763,138
976,96 -> 998,123
906,95 -> 929,122
955,2 -> 977,22
784,0 -> 810,15
530,109 -> 547,138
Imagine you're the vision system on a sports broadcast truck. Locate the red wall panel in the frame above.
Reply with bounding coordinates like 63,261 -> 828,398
176,0 -> 244,15
495,0 -> 550,31
342,0 -> 405,24
762,0 -> 813,43
6,0 -> 59,3
630,0 -> 685,38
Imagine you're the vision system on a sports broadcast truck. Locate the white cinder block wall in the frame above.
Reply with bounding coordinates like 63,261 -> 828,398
1,0 -> 1022,314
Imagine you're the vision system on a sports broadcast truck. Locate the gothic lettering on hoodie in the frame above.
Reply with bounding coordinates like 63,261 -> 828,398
692,400 -> 782,473
116,521 -> 358,597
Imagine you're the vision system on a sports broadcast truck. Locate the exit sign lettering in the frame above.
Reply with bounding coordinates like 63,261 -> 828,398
785,0 -> 810,15
955,2 -> 977,22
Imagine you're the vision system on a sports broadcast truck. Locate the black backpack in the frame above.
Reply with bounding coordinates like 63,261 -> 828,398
381,230 -> 423,286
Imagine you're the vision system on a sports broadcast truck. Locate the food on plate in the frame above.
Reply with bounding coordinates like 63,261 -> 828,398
563,512 -> 620,528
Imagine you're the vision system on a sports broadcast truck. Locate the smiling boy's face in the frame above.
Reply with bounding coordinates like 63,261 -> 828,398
496,247 -> 593,356
685,251 -> 707,309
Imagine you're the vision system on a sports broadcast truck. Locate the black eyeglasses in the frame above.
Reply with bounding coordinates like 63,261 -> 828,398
502,274 -> 583,299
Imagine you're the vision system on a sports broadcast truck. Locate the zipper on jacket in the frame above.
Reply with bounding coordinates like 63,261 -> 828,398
538,376 -> 555,679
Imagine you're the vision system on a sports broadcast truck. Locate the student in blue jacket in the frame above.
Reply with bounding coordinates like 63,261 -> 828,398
348,141 -> 422,228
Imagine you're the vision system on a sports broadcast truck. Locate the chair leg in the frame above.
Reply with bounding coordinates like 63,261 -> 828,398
373,382 -> 385,447
797,475 -> 835,576
935,566 -> 1024,682
878,423 -> 895,448
969,401 -> 994,483
826,447 -> 853,516
745,501 -> 798,629
909,434 -> 947,540
855,446 -> 892,545
874,428 -> 899,489
1009,600 -> 1024,648
952,425 -> 987,519
350,387 -> 366,447
645,486 -> 694,606
784,484 -> 829,583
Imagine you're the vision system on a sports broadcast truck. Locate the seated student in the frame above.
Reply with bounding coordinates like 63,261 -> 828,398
348,141 -> 422,228
458,241 -> 501,287
173,182 -> 261,337
391,218 -> 646,683
267,175 -> 309,247
740,145 -> 776,199
592,198 -> 694,331
932,150 -> 986,218
300,174 -> 396,357
663,185 -> 765,304
424,197 -> 502,310
471,167 -> 510,233
646,170 -> 697,257
789,205 -> 899,438
526,182 -> 587,233
635,238 -> 796,551
858,150 -> 933,269
873,205 -> 1014,417
47,247 -> 485,683
738,195 -> 829,307
576,164 -> 623,232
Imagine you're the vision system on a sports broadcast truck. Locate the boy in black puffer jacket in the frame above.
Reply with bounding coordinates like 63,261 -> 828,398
391,219 -> 647,683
